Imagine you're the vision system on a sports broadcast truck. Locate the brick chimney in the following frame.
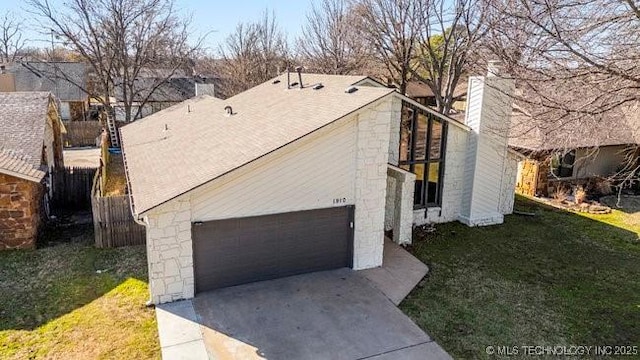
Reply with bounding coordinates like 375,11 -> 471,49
459,61 -> 515,226
0,64 -> 16,92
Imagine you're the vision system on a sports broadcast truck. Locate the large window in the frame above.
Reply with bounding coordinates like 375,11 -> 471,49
399,102 -> 447,208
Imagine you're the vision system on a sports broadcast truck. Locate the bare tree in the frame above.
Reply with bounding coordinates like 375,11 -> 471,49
297,0 -> 368,75
216,10 -> 288,98
411,0 -> 488,114
486,0 -> 640,187
0,12 -> 26,63
27,0 -> 204,122
353,0 -> 425,93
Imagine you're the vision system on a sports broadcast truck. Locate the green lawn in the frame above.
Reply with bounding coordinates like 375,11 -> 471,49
401,196 -> 640,358
0,223 -> 160,359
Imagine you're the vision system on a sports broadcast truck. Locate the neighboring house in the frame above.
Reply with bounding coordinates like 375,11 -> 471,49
120,68 -> 518,304
510,103 -> 640,196
0,92 -> 64,249
113,75 -> 218,121
404,80 -> 468,112
0,62 -> 90,121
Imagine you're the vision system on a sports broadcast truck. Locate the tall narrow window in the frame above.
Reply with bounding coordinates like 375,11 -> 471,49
398,102 -> 447,208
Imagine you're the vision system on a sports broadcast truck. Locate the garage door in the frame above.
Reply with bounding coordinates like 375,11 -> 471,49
192,206 -> 354,293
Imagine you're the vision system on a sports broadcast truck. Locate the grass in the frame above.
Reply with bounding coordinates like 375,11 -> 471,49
0,224 -> 160,359
401,196 -> 640,358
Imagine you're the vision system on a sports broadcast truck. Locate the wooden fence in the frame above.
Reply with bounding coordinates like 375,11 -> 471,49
63,121 -> 103,147
51,166 -> 96,213
91,171 -> 146,248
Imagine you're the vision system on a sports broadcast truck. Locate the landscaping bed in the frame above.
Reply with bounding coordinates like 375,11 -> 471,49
402,196 -> 640,358
0,223 -> 159,359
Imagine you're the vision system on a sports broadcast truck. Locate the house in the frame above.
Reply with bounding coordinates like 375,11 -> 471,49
0,62 -> 90,121
0,92 -> 64,249
113,74 -> 218,122
404,80 -> 468,112
120,67 -> 518,304
510,103 -> 640,196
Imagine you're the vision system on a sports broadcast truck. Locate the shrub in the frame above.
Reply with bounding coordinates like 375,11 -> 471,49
551,184 -> 569,202
593,177 -> 613,196
575,185 -> 587,204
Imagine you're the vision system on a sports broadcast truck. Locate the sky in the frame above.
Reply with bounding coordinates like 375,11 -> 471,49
1,0 -> 314,53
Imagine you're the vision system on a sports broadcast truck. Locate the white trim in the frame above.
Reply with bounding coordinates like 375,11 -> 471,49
391,92 -> 472,131
0,168 -> 44,183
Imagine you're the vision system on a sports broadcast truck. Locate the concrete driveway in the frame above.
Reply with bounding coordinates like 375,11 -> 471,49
157,268 -> 450,360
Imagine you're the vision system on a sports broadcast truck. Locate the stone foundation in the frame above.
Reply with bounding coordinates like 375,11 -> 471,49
0,173 -> 42,250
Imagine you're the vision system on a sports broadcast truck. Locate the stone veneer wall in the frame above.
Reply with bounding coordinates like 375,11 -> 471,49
516,159 -> 539,196
0,173 -> 42,249
352,97 -> 394,269
144,198 -> 194,304
143,95 -> 397,303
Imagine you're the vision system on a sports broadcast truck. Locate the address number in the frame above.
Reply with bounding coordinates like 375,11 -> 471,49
333,198 -> 347,204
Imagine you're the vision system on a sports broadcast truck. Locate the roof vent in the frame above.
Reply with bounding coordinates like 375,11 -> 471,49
273,79 -> 281,84
290,82 -> 299,87
224,105 -> 233,116
295,66 -> 303,89
312,83 -> 324,90
345,86 -> 358,94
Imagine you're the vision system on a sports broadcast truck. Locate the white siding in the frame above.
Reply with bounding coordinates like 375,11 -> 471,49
43,115 -> 56,172
499,152 -> 519,214
574,145 -> 628,178
143,96 -> 397,304
190,117 -> 357,221
459,76 -> 514,226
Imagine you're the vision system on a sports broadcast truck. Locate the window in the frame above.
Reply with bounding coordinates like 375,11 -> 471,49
398,101 -> 447,208
551,150 -> 576,178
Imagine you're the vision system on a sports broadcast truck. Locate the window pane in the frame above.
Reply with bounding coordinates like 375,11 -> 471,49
429,119 -> 443,160
399,107 -> 413,162
414,113 -> 428,161
426,162 -> 440,204
413,163 -> 425,206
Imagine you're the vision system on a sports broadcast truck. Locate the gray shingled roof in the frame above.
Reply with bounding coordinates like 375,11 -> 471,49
509,102 -> 640,151
0,92 -> 52,181
121,74 -> 395,215
7,62 -> 88,102
115,76 -> 218,103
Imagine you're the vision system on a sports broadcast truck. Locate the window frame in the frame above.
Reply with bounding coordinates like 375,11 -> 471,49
398,102 -> 448,209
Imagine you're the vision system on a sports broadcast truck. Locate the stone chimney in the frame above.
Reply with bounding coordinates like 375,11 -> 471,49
0,64 -> 16,92
459,61 -> 515,226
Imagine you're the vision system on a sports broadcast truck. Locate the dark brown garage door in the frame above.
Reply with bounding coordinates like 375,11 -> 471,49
192,206 -> 354,293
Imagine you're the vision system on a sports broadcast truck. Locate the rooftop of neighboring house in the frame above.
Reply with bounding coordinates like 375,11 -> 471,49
404,80 -> 468,100
120,73 -> 395,215
114,73 -> 219,103
3,61 -> 88,102
508,101 -> 640,152
0,92 -> 55,181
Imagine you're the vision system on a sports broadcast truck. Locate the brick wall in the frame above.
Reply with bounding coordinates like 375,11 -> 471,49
0,173 -> 42,249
